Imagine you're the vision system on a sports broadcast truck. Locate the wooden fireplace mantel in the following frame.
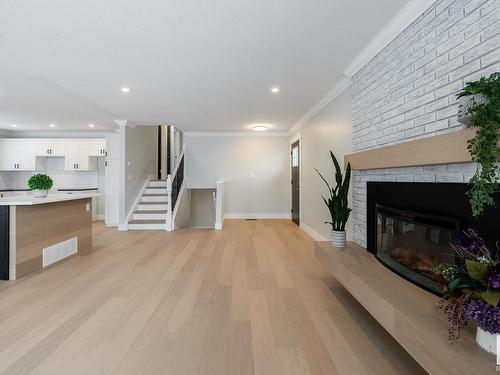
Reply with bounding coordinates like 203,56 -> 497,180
344,128 -> 476,170
315,241 -> 495,375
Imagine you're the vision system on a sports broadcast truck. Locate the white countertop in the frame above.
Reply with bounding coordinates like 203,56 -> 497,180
0,193 -> 96,206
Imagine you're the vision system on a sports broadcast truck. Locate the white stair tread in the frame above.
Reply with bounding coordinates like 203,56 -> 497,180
128,219 -> 165,225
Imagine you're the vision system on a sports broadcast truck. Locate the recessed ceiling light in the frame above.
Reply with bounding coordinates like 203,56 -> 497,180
251,124 -> 269,131
11,124 -> 17,128
271,87 -> 280,94
49,124 -> 56,128
88,124 -> 95,128
121,87 -> 130,93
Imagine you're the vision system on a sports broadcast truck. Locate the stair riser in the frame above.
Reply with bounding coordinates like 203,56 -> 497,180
136,204 -> 168,211
149,181 -> 167,188
142,196 -> 168,202
145,188 -> 168,194
128,224 -> 166,230
133,213 -> 167,220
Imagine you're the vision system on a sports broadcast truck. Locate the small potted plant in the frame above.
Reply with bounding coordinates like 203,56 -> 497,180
437,230 -> 500,354
28,174 -> 53,198
315,151 -> 352,248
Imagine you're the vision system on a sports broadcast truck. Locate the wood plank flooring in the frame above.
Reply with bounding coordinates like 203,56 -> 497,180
0,220 -> 426,375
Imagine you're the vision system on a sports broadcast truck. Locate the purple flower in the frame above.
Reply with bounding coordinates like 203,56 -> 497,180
488,267 -> 500,289
465,299 -> 500,335
456,229 -> 485,253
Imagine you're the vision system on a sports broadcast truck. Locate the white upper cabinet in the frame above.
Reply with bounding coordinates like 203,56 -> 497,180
35,139 -> 65,157
0,139 -> 20,170
87,139 -> 107,157
64,141 -> 96,171
0,139 -> 39,171
0,138 -> 105,171
105,135 -> 120,159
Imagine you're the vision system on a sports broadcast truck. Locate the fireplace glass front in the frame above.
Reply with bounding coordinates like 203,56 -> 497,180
375,204 -> 460,295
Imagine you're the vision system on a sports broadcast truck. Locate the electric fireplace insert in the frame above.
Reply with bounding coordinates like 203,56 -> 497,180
375,204 -> 460,295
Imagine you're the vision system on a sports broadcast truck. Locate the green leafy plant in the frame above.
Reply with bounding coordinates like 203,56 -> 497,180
457,72 -> 500,217
28,174 -> 53,191
315,151 -> 352,231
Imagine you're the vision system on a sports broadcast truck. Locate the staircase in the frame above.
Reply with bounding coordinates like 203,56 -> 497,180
128,180 -> 169,230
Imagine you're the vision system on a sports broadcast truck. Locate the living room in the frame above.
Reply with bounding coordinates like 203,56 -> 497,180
0,0 -> 499,373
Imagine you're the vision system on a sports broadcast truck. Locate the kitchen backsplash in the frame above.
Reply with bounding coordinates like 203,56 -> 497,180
0,158 -> 98,191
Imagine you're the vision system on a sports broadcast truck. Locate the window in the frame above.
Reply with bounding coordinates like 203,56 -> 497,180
292,146 -> 299,167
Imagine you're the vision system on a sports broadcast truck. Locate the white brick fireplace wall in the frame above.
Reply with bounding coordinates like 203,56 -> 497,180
351,0 -> 500,247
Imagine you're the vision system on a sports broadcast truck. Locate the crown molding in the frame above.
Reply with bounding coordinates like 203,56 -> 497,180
3,131 -> 114,138
288,75 -> 351,136
184,131 -> 288,138
0,129 -> 12,137
343,0 -> 436,78
288,0 -> 435,137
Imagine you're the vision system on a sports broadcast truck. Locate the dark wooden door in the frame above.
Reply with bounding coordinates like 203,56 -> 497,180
291,140 -> 300,225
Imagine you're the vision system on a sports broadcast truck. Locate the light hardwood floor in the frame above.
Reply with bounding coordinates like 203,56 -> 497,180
0,220 -> 426,375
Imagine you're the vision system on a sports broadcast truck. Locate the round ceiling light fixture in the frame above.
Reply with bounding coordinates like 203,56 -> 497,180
49,123 -> 56,128
88,124 -> 95,128
121,87 -> 130,93
250,124 -> 270,131
11,124 -> 17,128
271,87 -> 280,94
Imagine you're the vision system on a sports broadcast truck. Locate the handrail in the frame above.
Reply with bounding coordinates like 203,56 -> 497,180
166,147 -> 185,231
171,146 -> 185,180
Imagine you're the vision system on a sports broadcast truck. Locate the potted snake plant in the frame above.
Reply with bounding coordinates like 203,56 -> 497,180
28,174 -> 53,198
316,151 -> 352,248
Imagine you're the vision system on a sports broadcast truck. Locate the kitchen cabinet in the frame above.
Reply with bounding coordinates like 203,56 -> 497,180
105,134 -> 120,226
0,138 -> 106,171
0,139 -> 40,171
64,141 -> 97,171
35,139 -> 65,157
87,139 -> 107,157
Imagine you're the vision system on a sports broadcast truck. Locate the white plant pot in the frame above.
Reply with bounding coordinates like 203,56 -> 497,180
457,93 -> 488,126
32,189 -> 48,198
476,327 -> 498,355
331,230 -> 346,249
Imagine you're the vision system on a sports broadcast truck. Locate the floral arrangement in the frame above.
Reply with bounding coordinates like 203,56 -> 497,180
437,229 -> 500,341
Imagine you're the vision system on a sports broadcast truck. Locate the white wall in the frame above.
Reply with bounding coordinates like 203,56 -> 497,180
291,87 -> 353,241
185,135 -> 290,218
122,125 -> 156,223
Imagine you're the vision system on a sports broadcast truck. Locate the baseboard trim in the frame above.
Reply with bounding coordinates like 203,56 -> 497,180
300,222 -> 328,241
118,224 -> 128,231
224,213 -> 292,220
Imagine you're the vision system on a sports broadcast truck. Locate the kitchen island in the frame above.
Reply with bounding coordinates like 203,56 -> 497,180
0,193 -> 94,280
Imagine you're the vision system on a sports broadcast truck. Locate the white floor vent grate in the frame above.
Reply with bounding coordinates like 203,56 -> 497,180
42,237 -> 78,268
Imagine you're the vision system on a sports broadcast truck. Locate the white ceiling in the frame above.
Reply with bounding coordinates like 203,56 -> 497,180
0,0 -> 410,133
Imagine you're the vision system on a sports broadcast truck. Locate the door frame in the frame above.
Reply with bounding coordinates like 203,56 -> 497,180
289,132 -> 302,225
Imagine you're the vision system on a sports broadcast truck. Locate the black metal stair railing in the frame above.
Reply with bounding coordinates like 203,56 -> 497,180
170,154 -> 184,210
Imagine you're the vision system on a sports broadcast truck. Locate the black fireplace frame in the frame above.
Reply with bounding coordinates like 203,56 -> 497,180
366,182 -> 500,256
